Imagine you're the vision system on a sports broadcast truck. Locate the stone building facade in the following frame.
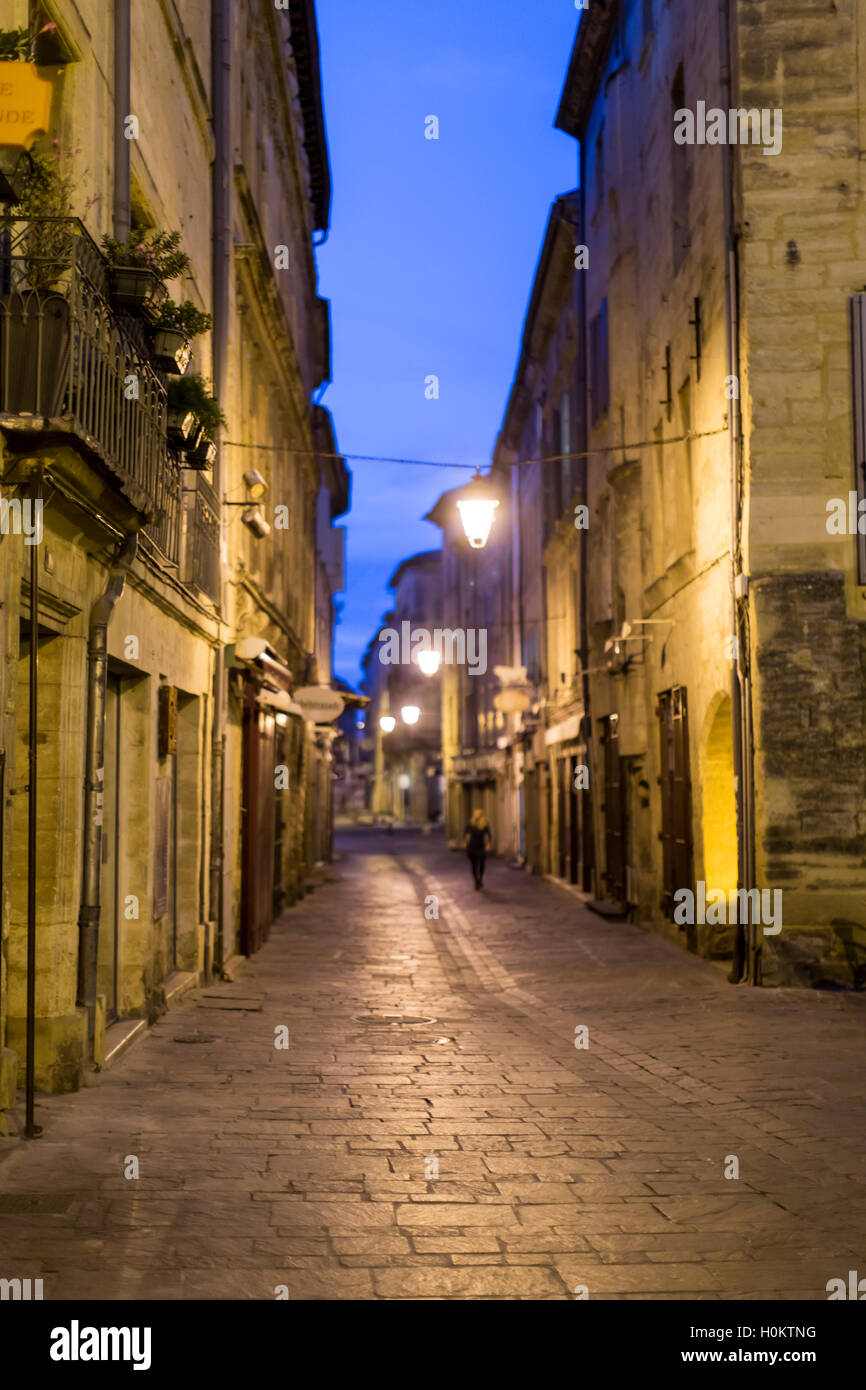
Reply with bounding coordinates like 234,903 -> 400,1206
363,551 -> 444,824
0,0 -> 346,1129
493,191 -> 590,885
452,0 -> 866,988
550,0 -> 866,985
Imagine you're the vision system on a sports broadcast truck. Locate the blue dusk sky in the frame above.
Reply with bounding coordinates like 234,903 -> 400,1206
315,0 -> 579,687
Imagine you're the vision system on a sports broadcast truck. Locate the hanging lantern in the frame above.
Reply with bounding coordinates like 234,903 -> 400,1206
457,471 -> 500,549
416,649 -> 442,677
401,705 -> 421,725
379,715 -> 396,733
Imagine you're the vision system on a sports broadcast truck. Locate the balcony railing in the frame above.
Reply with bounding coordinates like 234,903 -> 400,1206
0,216 -> 169,528
183,471 -> 221,601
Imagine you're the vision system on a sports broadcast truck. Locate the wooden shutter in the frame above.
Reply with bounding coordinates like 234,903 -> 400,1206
657,686 -> 695,926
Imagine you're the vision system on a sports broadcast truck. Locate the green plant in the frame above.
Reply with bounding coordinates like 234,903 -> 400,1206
4,143 -> 78,220
2,143 -> 90,289
0,27 -> 30,60
101,228 -> 189,282
167,374 -> 226,435
153,299 -> 213,338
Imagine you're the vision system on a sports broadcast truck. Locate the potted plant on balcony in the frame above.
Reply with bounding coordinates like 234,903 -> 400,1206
100,228 -> 189,323
0,27 -> 30,59
0,20 -> 70,64
166,373 -> 225,466
148,298 -> 212,374
0,142 -> 85,415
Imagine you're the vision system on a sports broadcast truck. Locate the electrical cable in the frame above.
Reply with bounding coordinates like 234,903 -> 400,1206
219,425 -> 728,472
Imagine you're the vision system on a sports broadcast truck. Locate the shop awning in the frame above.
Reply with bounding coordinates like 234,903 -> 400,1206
231,637 -> 295,696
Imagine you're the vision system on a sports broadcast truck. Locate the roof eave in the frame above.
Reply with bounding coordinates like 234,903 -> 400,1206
290,0 -> 332,232
555,0 -> 619,139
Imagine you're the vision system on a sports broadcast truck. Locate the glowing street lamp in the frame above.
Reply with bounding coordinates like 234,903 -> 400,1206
379,715 -> 396,733
416,648 -> 441,677
401,705 -> 421,725
457,471 -> 500,549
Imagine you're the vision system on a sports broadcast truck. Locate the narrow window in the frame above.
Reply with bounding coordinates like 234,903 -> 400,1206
595,123 -> 605,208
589,300 -> 610,425
671,63 -> 690,273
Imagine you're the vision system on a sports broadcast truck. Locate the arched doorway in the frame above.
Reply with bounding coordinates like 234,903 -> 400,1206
701,694 -> 738,957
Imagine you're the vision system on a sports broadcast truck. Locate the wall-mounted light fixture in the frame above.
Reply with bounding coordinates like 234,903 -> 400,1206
225,468 -> 270,538
243,469 -> 268,501
241,505 -> 271,538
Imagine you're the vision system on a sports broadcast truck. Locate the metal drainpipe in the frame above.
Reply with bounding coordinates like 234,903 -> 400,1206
25,485 -> 41,1137
113,0 -> 131,241
76,534 -> 137,1063
210,0 -> 231,973
719,0 -> 757,983
576,146 -> 595,897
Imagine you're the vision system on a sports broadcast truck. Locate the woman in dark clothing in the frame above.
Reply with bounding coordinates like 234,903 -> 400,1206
463,809 -> 491,890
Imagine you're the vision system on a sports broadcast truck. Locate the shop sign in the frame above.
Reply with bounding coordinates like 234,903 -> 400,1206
293,685 -> 345,722
0,63 -> 52,148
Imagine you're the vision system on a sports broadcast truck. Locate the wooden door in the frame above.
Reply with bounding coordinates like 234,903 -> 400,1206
241,689 -> 276,956
602,715 -> 627,901
98,674 -> 122,1021
657,685 -> 695,943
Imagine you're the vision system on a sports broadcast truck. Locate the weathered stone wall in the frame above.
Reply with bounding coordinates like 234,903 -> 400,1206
577,0 -> 736,952
735,0 -> 866,984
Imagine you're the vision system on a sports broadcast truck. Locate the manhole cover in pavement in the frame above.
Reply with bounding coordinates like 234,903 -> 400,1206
172,1034 -> 217,1044
353,1014 -> 437,1027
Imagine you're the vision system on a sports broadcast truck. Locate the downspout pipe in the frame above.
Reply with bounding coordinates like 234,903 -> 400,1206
719,0 -> 756,982
25,484 -> 41,1137
210,0 -> 231,973
113,0 -> 131,241
576,144 -> 594,896
76,534 -> 137,1061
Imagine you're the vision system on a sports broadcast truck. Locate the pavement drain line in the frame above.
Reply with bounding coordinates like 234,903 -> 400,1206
353,1015 -> 438,1027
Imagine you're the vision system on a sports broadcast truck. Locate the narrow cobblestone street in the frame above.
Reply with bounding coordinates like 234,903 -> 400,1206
1,828 -> 864,1301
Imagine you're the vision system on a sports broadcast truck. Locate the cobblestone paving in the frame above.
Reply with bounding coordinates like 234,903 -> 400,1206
1,828 -> 864,1300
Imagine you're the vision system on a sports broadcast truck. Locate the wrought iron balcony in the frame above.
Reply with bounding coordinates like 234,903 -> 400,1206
0,216 -> 177,554
183,471 -> 221,601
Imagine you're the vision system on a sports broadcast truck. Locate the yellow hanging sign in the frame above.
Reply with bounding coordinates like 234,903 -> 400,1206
0,62 -> 53,148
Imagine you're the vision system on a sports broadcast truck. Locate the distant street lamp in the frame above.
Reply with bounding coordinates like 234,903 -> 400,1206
457,471 -> 500,549
379,715 -> 396,733
417,649 -> 441,676
401,705 -> 421,725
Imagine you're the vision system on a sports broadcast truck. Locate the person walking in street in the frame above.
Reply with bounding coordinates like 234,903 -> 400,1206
463,809 -> 491,890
